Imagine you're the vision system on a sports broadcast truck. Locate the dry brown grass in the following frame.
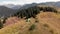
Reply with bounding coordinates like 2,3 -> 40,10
0,12 -> 60,34
36,12 -> 60,34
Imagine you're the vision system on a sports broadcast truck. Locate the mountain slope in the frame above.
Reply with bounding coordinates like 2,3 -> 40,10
36,12 -> 60,34
0,12 -> 60,34
0,6 -> 17,17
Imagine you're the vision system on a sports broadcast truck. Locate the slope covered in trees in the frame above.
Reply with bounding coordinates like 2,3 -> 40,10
13,6 -> 58,19
0,5 -> 58,29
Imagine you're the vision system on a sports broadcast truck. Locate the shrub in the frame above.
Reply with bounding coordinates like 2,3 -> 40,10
0,22 -> 3,29
29,24 -> 36,31
43,7 -> 57,13
3,17 -> 7,24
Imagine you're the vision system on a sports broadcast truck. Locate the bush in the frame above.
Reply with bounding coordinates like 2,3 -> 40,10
29,24 -> 36,31
0,22 -> 3,29
43,7 -> 57,13
3,17 -> 7,24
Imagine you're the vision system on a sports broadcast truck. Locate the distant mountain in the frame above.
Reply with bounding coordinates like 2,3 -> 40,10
3,2 -> 60,10
39,1 -> 60,8
4,4 -> 21,10
11,2 -> 60,9
11,5 -> 22,9
4,2 -> 60,10
3,3 -> 38,10
21,1 -> 60,9
20,3 -> 37,9
0,1 -> 60,17
0,6 -> 17,17
4,4 -> 15,8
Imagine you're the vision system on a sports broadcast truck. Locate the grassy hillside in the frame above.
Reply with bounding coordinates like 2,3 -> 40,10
36,12 -> 60,34
0,12 -> 60,34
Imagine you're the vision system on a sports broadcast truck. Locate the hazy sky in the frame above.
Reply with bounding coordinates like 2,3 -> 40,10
0,0 -> 60,5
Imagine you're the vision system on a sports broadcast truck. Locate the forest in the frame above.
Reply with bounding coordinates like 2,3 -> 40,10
13,6 -> 57,19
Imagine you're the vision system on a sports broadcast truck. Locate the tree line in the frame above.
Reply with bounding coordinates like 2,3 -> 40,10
13,6 -> 57,19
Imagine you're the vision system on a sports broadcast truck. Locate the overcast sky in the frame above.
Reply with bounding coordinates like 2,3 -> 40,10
0,0 -> 60,5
